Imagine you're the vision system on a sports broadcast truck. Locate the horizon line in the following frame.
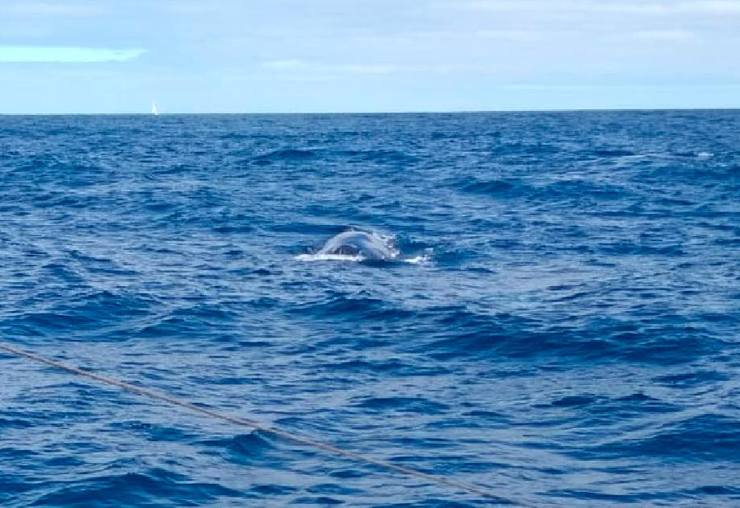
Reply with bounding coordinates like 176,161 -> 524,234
2,106 -> 740,116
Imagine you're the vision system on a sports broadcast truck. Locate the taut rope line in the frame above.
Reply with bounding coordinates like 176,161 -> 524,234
0,341 -> 516,505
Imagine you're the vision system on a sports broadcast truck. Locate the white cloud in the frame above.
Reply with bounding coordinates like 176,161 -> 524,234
475,30 -> 541,41
630,30 -> 696,41
689,1 -> 740,13
341,64 -> 397,74
453,0 -> 740,15
261,59 -> 307,70
0,46 -> 146,63
388,29 -> 540,42
5,1 -> 102,16
262,60 -> 398,75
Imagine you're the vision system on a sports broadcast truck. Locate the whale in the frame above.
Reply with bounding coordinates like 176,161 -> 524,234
316,230 -> 398,261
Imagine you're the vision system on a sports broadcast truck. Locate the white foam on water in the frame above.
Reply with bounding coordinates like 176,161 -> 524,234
295,253 -> 365,262
402,251 -> 433,265
364,231 -> 400,259
296,252 -> 430,264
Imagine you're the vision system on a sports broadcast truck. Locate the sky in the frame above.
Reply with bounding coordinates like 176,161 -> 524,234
1,0 -> 740,113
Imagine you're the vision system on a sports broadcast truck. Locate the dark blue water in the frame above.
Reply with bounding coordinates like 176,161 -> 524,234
1,111 -> 739,506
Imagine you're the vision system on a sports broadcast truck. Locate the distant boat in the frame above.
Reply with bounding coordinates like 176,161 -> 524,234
151,101 -> 159,116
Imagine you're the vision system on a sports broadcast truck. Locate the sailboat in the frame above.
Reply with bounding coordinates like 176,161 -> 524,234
151,101 -> 159,116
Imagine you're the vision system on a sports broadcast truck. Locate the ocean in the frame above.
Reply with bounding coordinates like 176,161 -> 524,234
1,111 -> 738,506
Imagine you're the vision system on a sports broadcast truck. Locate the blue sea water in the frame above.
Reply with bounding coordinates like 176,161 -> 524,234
0,111 -> 738,507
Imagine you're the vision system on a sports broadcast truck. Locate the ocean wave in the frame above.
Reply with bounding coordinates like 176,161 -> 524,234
589,413 -> 740,461
30,469 -> 243,506
250,148 -> 319,165
199,432 -> 275,463
457,178 -> 520,196
2,111 -> 739,506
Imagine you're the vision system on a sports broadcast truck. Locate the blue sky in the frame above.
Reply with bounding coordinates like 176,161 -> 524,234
1,0 -> 740,113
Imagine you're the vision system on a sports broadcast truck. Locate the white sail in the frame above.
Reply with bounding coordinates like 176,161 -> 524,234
151,101 -> 159,116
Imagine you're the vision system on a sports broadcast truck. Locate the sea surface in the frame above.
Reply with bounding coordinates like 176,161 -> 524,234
0,111 -> 739,507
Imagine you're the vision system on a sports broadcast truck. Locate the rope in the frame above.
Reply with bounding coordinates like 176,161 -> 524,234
0,341 -> 517,505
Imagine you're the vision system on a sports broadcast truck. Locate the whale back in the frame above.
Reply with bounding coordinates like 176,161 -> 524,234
318,231 -> 396,260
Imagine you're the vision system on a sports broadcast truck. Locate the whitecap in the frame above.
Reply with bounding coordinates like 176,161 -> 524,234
295,253 -> 365,262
